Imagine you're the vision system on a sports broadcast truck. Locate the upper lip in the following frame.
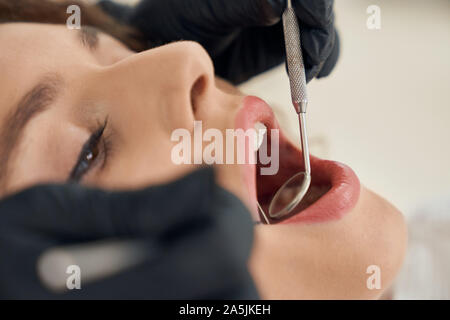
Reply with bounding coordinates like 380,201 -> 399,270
235,96 -> 361,224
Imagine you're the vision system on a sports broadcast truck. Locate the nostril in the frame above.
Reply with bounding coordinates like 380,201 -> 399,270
190,75 -> 207,116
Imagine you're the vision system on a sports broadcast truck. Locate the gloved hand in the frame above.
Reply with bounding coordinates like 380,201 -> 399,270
98,0 -> 340,84
0,168 -> 258,299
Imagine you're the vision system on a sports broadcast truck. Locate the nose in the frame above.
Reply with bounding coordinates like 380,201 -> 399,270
101,41 -> 216,131
83,41 -> 218,189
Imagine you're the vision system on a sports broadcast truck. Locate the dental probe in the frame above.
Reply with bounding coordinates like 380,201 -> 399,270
283,0 -> 310,166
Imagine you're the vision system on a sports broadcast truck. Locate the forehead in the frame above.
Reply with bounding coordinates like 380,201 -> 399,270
0,23 -> 86,120
0,23 -> 81,68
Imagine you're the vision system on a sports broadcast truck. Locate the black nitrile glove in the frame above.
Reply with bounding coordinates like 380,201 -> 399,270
0,168 -> 258,299
98,0 -> 340,84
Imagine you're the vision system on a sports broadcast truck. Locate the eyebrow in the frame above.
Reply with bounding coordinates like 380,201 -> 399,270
78,26 -> 99,50
0,73 -> 64,192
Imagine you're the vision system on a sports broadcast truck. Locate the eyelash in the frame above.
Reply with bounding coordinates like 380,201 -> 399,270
69,119 -> 111,183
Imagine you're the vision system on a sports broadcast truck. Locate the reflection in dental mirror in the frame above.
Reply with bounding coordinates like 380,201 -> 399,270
269,172 -> 310,218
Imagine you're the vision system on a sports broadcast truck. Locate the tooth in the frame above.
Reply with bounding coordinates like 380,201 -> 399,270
254,122 -> 267,151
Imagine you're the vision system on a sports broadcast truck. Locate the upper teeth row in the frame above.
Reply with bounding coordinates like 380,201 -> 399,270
254,122 -> 267,151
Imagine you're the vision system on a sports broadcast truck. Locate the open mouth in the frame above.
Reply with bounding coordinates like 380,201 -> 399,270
235,96 -> 361,224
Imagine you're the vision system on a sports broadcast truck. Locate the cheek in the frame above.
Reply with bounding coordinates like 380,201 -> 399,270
215,77 -> 242,95
89,130 -> 199,191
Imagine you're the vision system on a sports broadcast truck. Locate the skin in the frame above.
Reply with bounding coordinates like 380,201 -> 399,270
0,23 -> 407,299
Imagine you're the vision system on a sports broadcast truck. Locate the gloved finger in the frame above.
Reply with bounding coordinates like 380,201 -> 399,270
300,20 -> 336,65
305,63 -> 322,83
293,0 -> 334,29
200,0 -> 285,28
129,0 -> 280,37
317,28 -> 340,79
0,168 -> 215,243
220,0 -> 334,28
294,26 -> 336,82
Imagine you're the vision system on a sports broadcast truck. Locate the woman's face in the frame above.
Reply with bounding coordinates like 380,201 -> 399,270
0,23 -> 407,299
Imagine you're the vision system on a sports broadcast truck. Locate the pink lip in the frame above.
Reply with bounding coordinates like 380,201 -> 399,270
235,96 -> 361,224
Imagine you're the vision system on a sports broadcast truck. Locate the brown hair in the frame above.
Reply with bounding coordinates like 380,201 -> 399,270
0,0 -> 147,51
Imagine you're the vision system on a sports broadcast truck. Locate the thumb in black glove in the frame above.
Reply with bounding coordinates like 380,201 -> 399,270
98,0 -> 340,84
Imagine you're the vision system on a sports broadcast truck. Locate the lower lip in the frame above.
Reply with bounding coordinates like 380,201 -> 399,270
235,96 -> 361,224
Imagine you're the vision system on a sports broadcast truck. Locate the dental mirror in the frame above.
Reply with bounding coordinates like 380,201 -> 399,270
258,0 -> 312,223
259,112 -> 311,222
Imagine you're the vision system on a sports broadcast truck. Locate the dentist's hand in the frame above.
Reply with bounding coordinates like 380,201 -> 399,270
98,0 -> 340,84
0,168 -> 258,299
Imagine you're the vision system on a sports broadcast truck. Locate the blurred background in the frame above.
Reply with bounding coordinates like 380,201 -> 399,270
95,0 -> 450,299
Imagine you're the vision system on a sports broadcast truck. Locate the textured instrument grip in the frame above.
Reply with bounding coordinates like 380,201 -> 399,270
282,8 -> 308,105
